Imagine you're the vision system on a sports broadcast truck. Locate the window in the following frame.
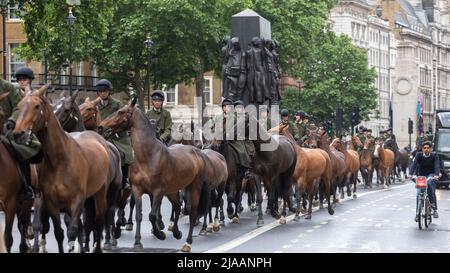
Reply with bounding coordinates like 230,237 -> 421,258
203,77 -> 213,104
163,84 -> 178,105
77,62 -> 82,86
91,63 -> 98,85
8,4 -> 22,20
9,43 -> 24,82
60,68 -> 67,85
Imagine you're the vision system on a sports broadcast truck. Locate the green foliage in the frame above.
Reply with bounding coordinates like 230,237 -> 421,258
287,32 -> 377,128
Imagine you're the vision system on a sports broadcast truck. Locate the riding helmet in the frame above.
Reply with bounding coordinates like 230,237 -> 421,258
96,79 -> 113,91
280,109 -> 289,117
302,112 -> 310,119
151,90 -> 165,101
15,67 -> 35,80
222,98 -> 233,107
234,100 -> 245,106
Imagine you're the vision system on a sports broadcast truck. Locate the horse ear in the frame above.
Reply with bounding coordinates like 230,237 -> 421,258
71,90 -> 80,102
0,92 -> 9,102
34,84 -> 50,97
130,97 -> 137,108
93,97 -> 102,106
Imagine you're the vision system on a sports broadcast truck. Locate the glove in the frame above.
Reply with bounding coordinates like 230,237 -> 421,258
3,120 -> 15,134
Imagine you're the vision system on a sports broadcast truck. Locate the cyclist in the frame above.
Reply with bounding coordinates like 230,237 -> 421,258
409,141 -> 440,221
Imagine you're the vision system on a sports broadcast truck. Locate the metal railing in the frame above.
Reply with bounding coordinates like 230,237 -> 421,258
8,73 -> 100,91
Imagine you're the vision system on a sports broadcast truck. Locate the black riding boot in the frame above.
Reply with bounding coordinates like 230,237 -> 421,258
18,161 -> 34,200
121,164 -> 131,190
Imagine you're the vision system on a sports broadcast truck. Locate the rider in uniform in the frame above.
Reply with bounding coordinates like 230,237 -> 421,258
280,109 -> 299,141
146,90 -> 173,145
96,79 -> 133,190
2,67 -> 42,200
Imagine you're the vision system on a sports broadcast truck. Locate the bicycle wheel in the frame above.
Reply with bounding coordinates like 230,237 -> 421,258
417,199 -> 423,230
424,198 -> 431,228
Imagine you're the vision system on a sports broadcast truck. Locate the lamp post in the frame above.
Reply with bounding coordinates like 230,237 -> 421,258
43,43 -> 48,84
66,5 -> 76,95
144,34 -> 153,110
0,0 -> 8,80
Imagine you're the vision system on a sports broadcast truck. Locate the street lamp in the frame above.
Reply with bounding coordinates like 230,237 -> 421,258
0,0 -> 8,80
43,43 -> 48,84
66,5 -> 76,95
144,34 -> 153,110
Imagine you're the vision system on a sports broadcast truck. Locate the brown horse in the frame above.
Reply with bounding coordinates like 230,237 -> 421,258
99,98 -> 208,253
333,137 -> 360,199
374,140 -> 395,189
279,126 -> 334,220
53,90 -> 86,132
198,149 -> 228,235
0,92 -> 34,253
13,85 -> 111,253
359,138 -> 375,188
310,132 -> 347,204
79,97 -> 102,131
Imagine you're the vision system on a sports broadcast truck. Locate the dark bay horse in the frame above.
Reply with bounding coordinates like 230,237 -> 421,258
0,92 -> 33,253
250,120 -> 297,226
374,141 -> 395,189
13,85 -> 111,253
359,139 -> 375,188
199,149 -> 228,235
99,98 -> 208,253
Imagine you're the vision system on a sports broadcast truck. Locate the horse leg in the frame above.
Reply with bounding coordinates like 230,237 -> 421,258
67,198 -> 85,253
318,179 -> 324,209
4,205 -> 15,253
114,207 -> 125,239
167,193 -> 182,240
305,188 -> 314,220
47,205 -> 65,253
148,193 -> 166,240
31,197 -> 44,253
92,191 -> 107,253
254,175 -> 264,226
83,198 -> 95,252
126,193 -> 135,231
133,193 -> 144,250
182,185 -> 201,253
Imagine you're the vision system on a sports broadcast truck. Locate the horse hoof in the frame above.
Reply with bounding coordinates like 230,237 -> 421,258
231,217 -> 240,224
256,219 -> 264,226
300,208 -> 308,214
328,208 -> 335,215
133,243 -> 143,252
227,214 -> 234,220
312,201 -> 319,207
213,224 -> 220,232
383,185 -> 388,189
279,216 -> 286,225
154,231 -> 166,240
206,225 -> 213,233
181,243 -> 191,253
199,229 -> 207,236
103,242 -> 112,251
68,241 -> 76,253
111,238 -> 118,247
294,215 -> 300,222
305,214 -> 312,220
353,194 -> 357,199
125,224 -> 133,231
219,220 -> 225,226
319,204 -> 324,209
250,205 -> 257,212
168,222 -> 174,232
173,230 -> 183,240
27,226 -> 34,240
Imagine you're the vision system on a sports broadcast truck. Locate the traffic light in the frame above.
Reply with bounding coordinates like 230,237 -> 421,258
350,106 -> 360,126
408,118 -> 413,134
336,107 -> 343,134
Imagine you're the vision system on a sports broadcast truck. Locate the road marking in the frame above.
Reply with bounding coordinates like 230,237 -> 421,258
313,225 -> 321,229
320,221 -> 328,225
204,183 -> 412,253
306,229 -> 315,233
282,244 -> 292,249
291,239 -> 299,244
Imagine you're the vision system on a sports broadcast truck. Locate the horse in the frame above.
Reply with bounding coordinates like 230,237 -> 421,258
374,140 -> 395,189
249,120 -> 297,226
279,126 -> 334,220
397,147 -> 410,181
333,137 -> 360,199
359,138 -> 375,188
53,90 -> 86,132
13,85 -> 112,253
99,98 -> 208,253
0,92 -> 34,253
79,97 -> 102,131
198,149 -> 228,235
309,131 -> 346,205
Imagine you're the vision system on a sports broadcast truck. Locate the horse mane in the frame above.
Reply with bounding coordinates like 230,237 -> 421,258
133,106 -> 158,139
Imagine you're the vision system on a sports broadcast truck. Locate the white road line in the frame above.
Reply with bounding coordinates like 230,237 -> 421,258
204,183 -> 412,253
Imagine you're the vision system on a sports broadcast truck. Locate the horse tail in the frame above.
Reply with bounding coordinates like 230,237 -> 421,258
197,181 -> 210,217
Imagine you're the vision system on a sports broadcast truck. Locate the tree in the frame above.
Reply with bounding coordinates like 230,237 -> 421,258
281,32 -> 377,130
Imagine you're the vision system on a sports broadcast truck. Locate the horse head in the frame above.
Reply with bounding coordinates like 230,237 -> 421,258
98,97 -> 137,137
13,85 -> 50,144
304,128 -> 321,148
53,90 -> 81,131
0,92 -> 10,129
79,97 -> 101,130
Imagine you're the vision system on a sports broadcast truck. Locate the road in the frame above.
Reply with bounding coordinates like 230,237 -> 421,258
4,178 -> 450,253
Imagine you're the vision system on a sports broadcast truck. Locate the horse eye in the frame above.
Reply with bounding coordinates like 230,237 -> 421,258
34,105 -> 40,109
118,111 -> 125,115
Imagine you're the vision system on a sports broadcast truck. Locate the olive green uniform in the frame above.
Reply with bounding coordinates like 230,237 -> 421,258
98,97 -> 134,165
0,79 -> 41,161
146,107 -> 173,144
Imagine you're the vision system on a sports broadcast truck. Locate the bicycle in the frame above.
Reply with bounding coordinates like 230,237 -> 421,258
415,176 -> 433,230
